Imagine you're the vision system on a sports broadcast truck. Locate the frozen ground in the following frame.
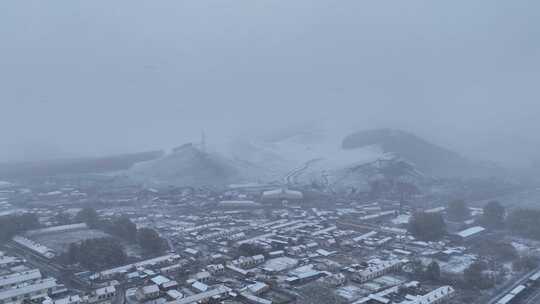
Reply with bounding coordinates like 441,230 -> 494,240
438,254 -> 477,275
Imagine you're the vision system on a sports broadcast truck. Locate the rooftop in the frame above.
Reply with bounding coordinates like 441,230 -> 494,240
456,226 -> 485,238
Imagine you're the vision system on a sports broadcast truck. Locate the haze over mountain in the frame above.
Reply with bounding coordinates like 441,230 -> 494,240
0,151 -> 163,179
342,129 -> 502,178
0,123 -> 507,187
2,1 -> 540,167
126,127 -> 504,187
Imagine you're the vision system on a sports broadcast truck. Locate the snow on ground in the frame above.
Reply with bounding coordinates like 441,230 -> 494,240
227,127 -> 391,183
260,134 -> 386,169
438,254 -> 477,275
502,262 -> 514,281
392,214 -> 411,225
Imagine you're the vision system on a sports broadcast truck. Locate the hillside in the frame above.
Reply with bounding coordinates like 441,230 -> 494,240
1,128 -> 504,186
129,143 -> 246,186
342,129 -> 501,178
227,128 -> 393,188
0,150 -> 164,179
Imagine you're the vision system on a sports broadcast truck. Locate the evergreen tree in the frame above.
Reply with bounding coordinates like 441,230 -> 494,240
408,212 -> 446,241
447,199 -> 469,221
481,201 -> 505,229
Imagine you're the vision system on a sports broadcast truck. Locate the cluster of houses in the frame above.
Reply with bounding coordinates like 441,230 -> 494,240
1,178 -> 509,304
0,251 -> 116,304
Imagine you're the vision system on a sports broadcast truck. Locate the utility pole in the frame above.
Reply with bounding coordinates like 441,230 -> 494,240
201,130 -> 206,153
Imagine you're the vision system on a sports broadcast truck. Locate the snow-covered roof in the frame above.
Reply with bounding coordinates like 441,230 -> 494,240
26,223 -> 88,236
262,188 -> 303,200
0,269 -> 41,287
12,236 -> 55,258
151,275 -> 171,286
456,226 -> 485,238
169,285 -> 230,304
0,278 -> 57,301
141,284 -> 159,295
191,281 -> 208,292
166,290 -> 183,300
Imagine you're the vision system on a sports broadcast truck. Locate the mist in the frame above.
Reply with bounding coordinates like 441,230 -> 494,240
1,0 -> 539,167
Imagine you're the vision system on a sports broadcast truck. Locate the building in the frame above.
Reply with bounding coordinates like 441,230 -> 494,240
206,264 -> 225,274
409,286 -> 455,304
452,226 -> 486,242
191,271 -> 211,283
0,256 -> 22,269
183,248 -> 199,257
353,259 -> 408,283
0,278 -> 57,304
50,295 -> 82,304
286,270 -> 325,285
352,283 -> 453,304
160,264 -> 183,276
218,201 -> 262,209
226,265 -> 249,276
190,281 -> 208,293
136,285 -> 160,301
0,269 -> 42,291
166,285 -> 230,304
12,236 -> 55,259
240,292 -> 272,304
262,257 -> 298,274
99,254 -> 180,279
25,223 -> 88,237
323,273 -> 346,286
231,255 -> 265,269
268,251 -> 284,258
245,282 -> 269,295
150,275 -> 170,287
165,290 -> 182,301
87,286 -> 117,304
261,189 -> 303,203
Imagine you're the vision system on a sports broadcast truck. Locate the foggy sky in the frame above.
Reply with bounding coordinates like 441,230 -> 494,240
1,0 -> 539,166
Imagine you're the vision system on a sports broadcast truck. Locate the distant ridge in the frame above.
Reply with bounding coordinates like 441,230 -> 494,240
342,128 -> 501,178
0,150 -> 164,178
0,128 -> 504,184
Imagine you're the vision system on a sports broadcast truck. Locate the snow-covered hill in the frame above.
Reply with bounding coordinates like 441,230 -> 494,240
227,127 -> 502,188
128,127 -> 503,187
226,128 -> 397,188
343,129 -> 502,178
130,143 -> 243,186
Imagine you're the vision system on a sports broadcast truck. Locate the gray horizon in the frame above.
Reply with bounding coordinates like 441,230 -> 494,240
1,0 -> 539,167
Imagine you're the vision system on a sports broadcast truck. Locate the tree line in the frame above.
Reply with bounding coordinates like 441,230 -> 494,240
59,208 -> 169,270
75,207 -> 169,255
408,200 -> 506,241
63,238 -> 127,271
406,199 -> 540,291
0,213 -> 40,242
506,208 -> 540,240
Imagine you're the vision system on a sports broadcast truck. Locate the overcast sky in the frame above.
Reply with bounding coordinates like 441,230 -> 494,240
1,1 -> 539,166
